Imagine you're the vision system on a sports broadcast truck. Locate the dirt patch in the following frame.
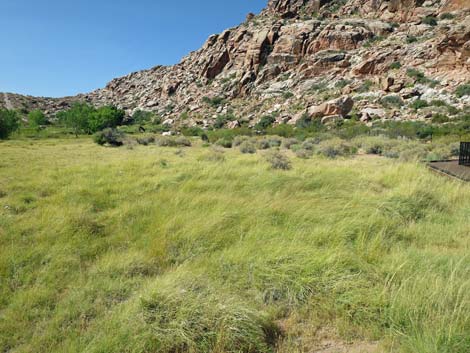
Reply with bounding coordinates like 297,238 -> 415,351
310,328 -> 380,353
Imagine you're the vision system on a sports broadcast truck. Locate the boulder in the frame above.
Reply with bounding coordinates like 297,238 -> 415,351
227,120 -> 240,129
308,96 -> 354,119
361,107 -> 385,121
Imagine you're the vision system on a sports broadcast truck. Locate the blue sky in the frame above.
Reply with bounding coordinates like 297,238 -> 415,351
0,0 -> 266,97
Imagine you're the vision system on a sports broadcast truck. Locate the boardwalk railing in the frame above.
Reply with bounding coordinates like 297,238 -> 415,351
459,142 -> 470,166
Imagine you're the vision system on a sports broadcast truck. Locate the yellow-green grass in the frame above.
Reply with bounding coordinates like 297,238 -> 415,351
0,138 -> 469,353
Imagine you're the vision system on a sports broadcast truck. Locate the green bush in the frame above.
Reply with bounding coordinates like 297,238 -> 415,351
266,124 -> 295,138
406,36 -> 418,44
422,16 -> 438,26
131,110 -> 154,124
202,96 -> 226,108
215,138 -> 233,148
440,13 -> 455,20
255,115 -> 276,130
381,95 -> 404,108
410,99 -> 429,110
28,110 -> 47,127
389,61 -> 402,70
455,84 -> 470,98
88,106 -> 125,133
406,68 -> 437,86
206,128 -> 252,144
432,114 -> 450,124
58,103 -> 124,135
0,109 -> 20,139
282,91 -> 294,99
181,126 -> 204,137
93,128 -> 125,146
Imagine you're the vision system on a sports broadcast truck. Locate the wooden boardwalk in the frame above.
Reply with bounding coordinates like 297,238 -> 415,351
428,160 -> 470,182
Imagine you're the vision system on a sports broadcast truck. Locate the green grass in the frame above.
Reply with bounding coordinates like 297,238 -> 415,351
1,138 -> 470,352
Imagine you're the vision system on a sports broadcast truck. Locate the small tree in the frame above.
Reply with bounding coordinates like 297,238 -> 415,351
28,110 -> 47,129
0,109 -> 20,139
88,106 -> 125,133
58,102 -> 94,137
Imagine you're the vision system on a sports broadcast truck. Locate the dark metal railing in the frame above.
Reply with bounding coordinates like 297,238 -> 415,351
459,142 -> 470,166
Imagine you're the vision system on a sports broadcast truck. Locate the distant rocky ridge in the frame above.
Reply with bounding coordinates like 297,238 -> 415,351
1,0 -> 469,128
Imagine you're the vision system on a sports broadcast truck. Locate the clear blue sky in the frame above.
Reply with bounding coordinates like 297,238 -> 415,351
0,0 -> 266,97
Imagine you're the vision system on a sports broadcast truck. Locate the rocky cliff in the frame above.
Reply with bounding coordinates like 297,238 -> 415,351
2,0 -> 469,128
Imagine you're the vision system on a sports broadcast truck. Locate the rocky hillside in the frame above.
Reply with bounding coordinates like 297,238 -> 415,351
2,0 -> 470,128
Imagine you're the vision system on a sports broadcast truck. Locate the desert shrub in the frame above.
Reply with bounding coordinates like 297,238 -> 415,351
94,128 -> 124,146
335,79 -> 352,88
406,35 -> 418,44
317,138 -> 357,158
406,68 -> 437,86
156,137 -> 177,147
295,113 -> 313,129
440,13 -> 455,20
429,100 -> 447,107
215,138 -> 233,148
295,149 -> 313,159
356,79 -> 374,93
265,151 -> 292,170
202,96 -> 226,108
389,61 -> 402,70
353,136 -> 403,156
257,139 -> 271,150
376,121 -> 436,140
410,99 -> 429,110
175,136 -> 192,147
432,114 -> 450,123
233,135 -> 249,147
381,95 -> 404,108
422,16 -> 438,26
239,141 -> 257,154
156,136 -> 191,147
0,109 -> 20,139
398,144 -> 428,162
283,138 -> 300,149
136,136 -> 156,145
28,110 -> 47,127
282,91 -> 294,99
268,137 -> 282,147
455,84 -> 470,98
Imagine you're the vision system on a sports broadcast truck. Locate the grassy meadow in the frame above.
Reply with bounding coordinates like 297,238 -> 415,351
1,137 -> 470,352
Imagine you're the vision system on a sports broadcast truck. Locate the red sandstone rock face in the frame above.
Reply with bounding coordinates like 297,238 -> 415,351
1,0 -> 469,128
